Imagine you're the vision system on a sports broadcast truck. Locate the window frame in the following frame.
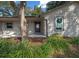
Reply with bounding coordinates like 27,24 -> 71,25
6,23 -> 13,29
55,16 -> 64,31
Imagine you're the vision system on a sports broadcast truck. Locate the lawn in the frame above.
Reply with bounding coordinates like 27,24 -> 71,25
0,34 -> 79,58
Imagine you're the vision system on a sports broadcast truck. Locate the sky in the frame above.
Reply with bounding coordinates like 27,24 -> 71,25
27,0 -> 51,8
15,0 -> 51,12
27,1 -> 51,11
27,1 -> 40,9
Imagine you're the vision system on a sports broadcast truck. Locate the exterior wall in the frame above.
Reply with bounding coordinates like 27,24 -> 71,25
28,21 -> 35,35
44,2 -> 79,37
0,22 -> 21,38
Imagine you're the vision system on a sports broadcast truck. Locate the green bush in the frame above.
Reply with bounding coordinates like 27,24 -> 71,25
70,37 -> 79,45
47,34 -> 69,51
0,39 -> 29,58
33,43 -> 52,58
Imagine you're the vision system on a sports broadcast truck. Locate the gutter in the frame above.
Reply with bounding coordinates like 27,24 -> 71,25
46,19 -> 48,37
42,1 -> 75,17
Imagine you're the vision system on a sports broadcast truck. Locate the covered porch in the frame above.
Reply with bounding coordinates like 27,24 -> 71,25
26,16 -> 47,38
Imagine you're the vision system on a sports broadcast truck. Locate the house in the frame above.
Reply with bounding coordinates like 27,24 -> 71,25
44,2 -> 79,37
0,2 -> 79,39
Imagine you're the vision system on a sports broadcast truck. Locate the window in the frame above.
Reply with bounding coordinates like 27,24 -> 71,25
0,12 -> 3,16
55,16 -> 63,31
6,23 -> 13,29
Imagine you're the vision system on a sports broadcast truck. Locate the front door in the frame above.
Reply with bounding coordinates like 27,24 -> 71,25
35,22 -> 41,33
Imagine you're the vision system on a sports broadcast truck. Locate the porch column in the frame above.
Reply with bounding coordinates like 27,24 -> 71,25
0,22 -> 3,37
44,19 -> 48,37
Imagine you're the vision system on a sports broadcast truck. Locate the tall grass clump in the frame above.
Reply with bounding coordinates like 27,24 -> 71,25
0,34 -> 78,58
47,34 -> 69,50
70,37 -> 79,45
0,39 -> 11,57
0,38 -> 52,58
0,39 -> 30,58
46,34 -> 70,57
32,43 -> 52,58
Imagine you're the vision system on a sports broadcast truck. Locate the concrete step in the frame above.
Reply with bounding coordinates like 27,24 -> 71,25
28,37 -> 46,42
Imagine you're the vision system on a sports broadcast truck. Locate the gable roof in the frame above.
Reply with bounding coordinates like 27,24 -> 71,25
42,1 -> 78,17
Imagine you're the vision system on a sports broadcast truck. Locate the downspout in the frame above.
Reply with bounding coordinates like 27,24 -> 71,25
46,19 -> 48,37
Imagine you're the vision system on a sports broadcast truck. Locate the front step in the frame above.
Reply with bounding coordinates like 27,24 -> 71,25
28,37 -> 46,42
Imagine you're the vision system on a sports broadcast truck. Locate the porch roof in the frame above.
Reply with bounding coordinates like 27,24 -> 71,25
0,16 -> 19,22
25,16 -> 44,21
0,16 -> 44,22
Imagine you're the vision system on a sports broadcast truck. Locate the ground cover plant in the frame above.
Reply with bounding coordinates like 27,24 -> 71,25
0,34 -> 79,58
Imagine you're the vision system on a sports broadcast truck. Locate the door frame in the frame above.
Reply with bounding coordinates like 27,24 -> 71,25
34,21 -> 41,33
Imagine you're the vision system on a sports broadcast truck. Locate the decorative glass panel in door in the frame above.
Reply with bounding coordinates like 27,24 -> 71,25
35,22 -> 41,33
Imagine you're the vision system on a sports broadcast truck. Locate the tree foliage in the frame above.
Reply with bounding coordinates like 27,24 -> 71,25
25,5 -> 43,16
46,1 -> 66,11
31,6 -> 42,16
0,1 -> 42,17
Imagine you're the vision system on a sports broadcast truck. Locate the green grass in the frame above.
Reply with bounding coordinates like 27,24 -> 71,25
0,34 -> 79,58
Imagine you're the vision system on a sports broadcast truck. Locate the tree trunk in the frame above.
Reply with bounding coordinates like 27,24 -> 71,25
19,1 -> 28,39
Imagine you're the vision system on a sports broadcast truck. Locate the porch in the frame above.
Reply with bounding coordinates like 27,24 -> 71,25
28,34 -> 46,38
27,16 -> 47,38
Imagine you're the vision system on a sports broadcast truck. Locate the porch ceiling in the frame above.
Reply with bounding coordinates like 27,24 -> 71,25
25,16 -> 44,21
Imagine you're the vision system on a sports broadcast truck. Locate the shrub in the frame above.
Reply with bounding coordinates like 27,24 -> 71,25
0,39 -> 51,58
45,34 -> 71,57
70,37 -> 79,45
32,43 -> 52,58
47,34 -> 69,51
0,39 -> 30,58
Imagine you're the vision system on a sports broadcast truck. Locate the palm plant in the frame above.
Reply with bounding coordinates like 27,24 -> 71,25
0,1 -> 18,16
